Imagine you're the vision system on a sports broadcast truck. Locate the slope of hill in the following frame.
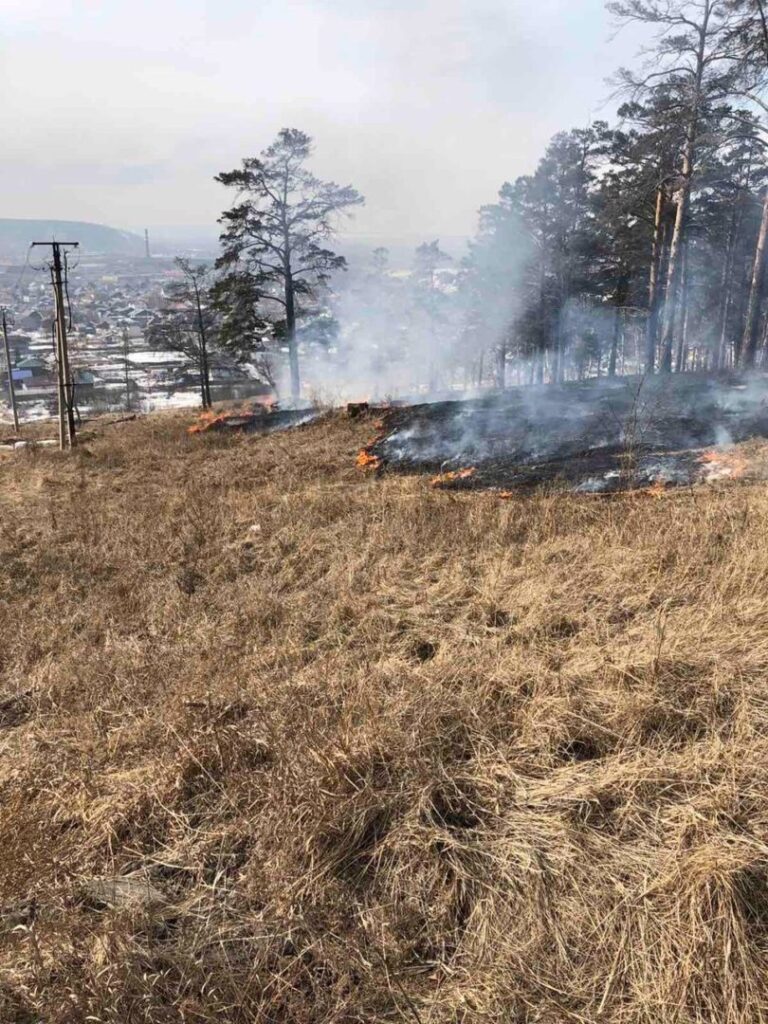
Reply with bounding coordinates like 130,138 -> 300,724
1,409 -> 767,1023
0,219 -> 144,258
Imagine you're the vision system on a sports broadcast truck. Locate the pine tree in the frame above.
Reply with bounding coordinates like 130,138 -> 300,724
215,129 -> 363,401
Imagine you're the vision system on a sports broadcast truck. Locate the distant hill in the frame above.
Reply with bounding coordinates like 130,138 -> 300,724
0,219 -> 144,259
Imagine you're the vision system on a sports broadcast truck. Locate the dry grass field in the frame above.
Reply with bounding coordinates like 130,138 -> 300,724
2,409 -> 768,1023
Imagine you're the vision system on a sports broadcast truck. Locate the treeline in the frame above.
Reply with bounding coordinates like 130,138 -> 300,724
152,1 -> 768,404
458,0 -> 768,385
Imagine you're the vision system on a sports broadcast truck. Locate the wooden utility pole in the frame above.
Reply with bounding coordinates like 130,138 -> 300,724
123,328 -> 132,411
1,308 -> 20,434
32,241 -> 78,449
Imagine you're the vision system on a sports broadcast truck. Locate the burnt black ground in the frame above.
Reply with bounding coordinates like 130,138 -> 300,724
370,373 -> 768,492
208,408 -> 322,435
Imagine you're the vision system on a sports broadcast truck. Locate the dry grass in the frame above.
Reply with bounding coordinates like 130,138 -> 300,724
2,408 -> 768,1022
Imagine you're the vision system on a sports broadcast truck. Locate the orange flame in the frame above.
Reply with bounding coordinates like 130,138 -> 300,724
356,448 -> 382,470
430,467 -> 476,488
697,448 -> 749,480
188,409 -> 229,434
643,480 -> 667,498
352,409 -> 398,473
187,401 -> 275,435
356,433 -> 384,471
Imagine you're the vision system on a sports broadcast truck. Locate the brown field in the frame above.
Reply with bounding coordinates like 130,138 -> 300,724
2,409 -> 768,1023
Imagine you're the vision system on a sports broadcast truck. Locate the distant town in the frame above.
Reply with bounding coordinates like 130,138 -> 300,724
0,244 -> 274,424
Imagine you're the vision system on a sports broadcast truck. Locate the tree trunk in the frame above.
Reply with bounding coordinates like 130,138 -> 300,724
680,301 -> 690,372
199,362 -> 208,409
193,283 -> 212,408
496,344 -> 506,388
203,350 -> 212,407
660,163 -> 693,373
715,191 -> 743,370
675,242 -> 690,373
199,335 -> 212,408
608,308 -> 622,378
552,305 -> 566,384
535,255 -> 547,385
741,191 -> 768,369
284,274 -> 300,401
732,250 -> 752,368
609,272 -> 629,379
646,185 -> 666,373
659,4 -> 710,373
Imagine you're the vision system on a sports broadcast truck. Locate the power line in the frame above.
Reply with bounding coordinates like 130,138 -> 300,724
12,244 -> 34,300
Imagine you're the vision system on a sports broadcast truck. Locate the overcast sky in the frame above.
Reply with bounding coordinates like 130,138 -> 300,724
0,0 -> 647,241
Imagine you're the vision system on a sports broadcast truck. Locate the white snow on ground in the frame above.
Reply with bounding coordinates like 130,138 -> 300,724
0,387 -> 203,425
127,350 -> 186,365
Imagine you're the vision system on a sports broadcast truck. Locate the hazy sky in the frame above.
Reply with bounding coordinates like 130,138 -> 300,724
1,0 -> 647,241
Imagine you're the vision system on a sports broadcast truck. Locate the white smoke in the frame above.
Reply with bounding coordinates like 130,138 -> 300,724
287,224 -> 532,403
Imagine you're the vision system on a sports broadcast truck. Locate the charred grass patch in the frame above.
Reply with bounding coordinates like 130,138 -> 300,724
2,410 -> 768,1021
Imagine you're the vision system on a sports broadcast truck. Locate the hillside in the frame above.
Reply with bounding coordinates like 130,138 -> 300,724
2,409 -> 768,1022
0,219 -> 144,258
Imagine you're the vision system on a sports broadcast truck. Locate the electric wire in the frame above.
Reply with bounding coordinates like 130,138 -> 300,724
12,244 -> 34,301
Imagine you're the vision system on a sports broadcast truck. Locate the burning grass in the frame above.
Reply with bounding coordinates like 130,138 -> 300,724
430,465 -> 476,488
187,407 -> 249,434
186,399 -> 319,437
3,408 -> 768,1022
356,428 -> 386,471
698,445 -> 753,481
355,446 -> 382,470
367,373 -> 768,495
